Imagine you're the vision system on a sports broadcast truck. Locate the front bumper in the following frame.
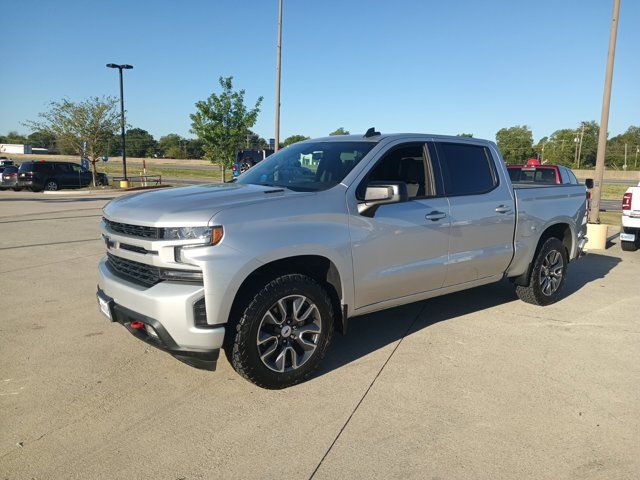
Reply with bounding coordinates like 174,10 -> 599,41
97,257 -> 225,370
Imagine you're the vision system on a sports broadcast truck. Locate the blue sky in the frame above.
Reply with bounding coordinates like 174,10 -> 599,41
1,0 -> 638,143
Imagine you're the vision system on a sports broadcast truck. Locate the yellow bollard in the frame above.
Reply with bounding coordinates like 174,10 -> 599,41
119,180 -> 130,189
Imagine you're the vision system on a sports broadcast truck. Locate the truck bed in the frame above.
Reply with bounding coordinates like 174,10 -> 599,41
507,183 -> 588,279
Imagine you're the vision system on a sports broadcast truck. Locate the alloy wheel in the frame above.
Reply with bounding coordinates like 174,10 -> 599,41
539,249 -> 564,296
256,295 -> 322,373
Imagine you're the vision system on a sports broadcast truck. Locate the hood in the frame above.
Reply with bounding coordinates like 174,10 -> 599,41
103,183 -> 304,226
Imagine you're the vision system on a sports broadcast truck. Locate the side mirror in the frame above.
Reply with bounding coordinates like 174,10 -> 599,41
585,178 -> 594,189
358,181 -> 408,216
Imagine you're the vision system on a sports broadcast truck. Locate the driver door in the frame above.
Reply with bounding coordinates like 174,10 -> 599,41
349,142 -> 450,308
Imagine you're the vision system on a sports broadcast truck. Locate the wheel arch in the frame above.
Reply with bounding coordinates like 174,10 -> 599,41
230,255 -> 348,335
512,221 -> 573,287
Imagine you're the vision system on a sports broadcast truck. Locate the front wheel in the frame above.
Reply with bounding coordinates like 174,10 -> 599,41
227,274 -> 334,389
516,237 -> 568,306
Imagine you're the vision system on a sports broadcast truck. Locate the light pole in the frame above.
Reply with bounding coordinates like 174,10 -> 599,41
106,63 -> 133,186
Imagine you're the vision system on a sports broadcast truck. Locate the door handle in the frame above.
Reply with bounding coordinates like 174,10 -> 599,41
425,211 -> 447,221
495,205 -> 513,214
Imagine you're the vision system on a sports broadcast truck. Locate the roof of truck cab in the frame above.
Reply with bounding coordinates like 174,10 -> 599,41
304,133 -> 494,145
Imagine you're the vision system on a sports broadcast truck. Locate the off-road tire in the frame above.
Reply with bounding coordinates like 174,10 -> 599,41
516,237 -> 569,306
621,241 -> 638,252
226,274 -> 334,389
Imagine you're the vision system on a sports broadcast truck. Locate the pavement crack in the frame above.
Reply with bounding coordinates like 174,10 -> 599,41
0,238 -> 101,251
308,303 -> 427,480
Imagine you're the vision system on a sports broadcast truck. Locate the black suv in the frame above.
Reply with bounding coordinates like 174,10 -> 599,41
17,161 -> 108,191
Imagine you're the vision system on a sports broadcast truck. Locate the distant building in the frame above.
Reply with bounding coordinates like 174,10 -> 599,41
32,147 -> 49,154
0,144 -> 32,154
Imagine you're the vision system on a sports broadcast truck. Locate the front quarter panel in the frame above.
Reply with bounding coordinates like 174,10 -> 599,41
194,186 -> 354,324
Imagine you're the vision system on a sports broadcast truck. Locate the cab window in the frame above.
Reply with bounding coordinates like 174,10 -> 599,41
358,143 -> 443,200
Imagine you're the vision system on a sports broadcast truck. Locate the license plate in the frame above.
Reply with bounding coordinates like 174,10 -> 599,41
620,232 -> 636,242
98,295 -> 112,320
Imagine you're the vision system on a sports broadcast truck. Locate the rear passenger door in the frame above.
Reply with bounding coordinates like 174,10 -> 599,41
434,142 -> 515,286
53,163 -> 75,187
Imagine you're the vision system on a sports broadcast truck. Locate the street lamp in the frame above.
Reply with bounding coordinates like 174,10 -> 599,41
106,63 -> 133,186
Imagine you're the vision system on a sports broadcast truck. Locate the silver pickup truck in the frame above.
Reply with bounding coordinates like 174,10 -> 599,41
97,131 -> 588,388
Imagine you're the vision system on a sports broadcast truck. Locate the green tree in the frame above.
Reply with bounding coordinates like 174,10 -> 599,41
125,128 -> 157,157
607,125 -> 639,169
185,138 -> 204,159
457,133 -> 474,138
24,97 -> 120,185
190,76 -> 263,181
283,134 -> 309,147
246,130 -> 269,150
158,134 -> 185,158
495,125 -> 534,163
27,130 -> 57,152
329,127 -> 349,136
1,131 -> 27,144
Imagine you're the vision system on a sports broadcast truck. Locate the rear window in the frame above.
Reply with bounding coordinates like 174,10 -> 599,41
19,162 -> 53,172
534,168 -> 557,184
508,168 -> 521,182
18,162 -> 35,172
437,143 -> 498,196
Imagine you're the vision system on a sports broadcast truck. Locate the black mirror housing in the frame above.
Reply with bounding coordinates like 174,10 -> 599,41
584,178 -> 594,189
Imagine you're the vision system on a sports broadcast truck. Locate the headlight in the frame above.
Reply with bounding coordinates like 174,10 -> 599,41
163,226 -> 213,241
169,226 -> 224,266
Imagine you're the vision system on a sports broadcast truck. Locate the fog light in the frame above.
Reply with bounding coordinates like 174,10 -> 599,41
193,298 -> 208,327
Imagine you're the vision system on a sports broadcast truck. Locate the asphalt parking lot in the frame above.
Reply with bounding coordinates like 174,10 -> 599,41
1,189 -> 639,480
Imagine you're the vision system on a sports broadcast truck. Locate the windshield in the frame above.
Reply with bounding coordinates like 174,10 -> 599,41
236,141 -> 375,192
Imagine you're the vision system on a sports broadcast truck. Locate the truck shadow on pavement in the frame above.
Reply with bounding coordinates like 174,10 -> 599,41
318,253 -> 620,377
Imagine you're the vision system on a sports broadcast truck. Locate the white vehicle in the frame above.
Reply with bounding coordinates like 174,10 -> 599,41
621,183 -> 640,251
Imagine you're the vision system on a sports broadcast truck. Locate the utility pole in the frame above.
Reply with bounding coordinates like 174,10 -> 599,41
588,0 -> 620,224
576,124 -> 585,169
274,0 -> 283,152
623,142 -> 628,170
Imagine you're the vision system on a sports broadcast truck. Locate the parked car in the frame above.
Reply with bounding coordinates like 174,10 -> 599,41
17,161 -> 108,191
0,165 -> 19,190
620,183 -> 640,251
232,149 -> 275,177
97,131 -> 588,388
507,159 -> 580,185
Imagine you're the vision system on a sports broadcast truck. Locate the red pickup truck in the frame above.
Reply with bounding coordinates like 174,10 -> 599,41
507,159 -> 580,185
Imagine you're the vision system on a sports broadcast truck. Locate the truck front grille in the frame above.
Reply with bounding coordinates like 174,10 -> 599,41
105,219 -> 163,239
106,253 -> 162,287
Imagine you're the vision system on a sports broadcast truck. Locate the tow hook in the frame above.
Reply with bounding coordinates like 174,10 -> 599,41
130,321 -> 144,330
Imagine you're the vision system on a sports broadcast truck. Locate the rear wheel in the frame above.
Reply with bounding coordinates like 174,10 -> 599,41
44,179 -> 59,191
227,274 -> 334,389
516,237 -> 568,306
